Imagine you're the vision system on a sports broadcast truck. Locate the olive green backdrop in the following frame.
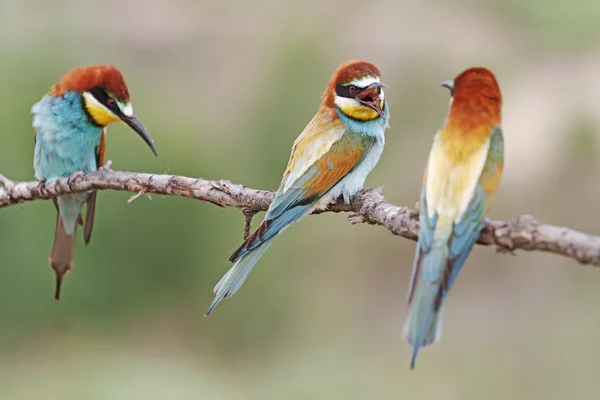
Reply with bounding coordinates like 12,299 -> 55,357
1,0 -> 600,398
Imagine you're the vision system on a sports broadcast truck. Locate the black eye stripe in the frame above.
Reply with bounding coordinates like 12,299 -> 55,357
89,86 -> 121,113
335,84 -> 362,98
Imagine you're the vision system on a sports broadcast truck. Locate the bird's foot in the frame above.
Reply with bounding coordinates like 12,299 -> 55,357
37,178 -> 48,195
67,171 -> 85,191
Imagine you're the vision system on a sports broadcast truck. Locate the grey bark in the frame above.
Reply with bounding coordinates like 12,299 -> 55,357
1,165 -> 599,266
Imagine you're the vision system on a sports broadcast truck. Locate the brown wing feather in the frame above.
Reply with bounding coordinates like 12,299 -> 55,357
83,193 -> 97,244
301,137 -> 368,198
83,129 -> 105,244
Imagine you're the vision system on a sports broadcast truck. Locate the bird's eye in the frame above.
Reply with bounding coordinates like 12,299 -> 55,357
348,85 -> 357,93
107,98 -> 116,108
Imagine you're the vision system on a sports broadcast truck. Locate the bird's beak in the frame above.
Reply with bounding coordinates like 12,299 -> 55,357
356,81 -> 388,122
122,115 -> 158,156
366,81 -> 389,90
440,80 -> 454,93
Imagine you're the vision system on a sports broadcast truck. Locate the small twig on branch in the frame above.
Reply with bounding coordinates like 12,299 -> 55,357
241,209 -> 255,240
0,174 -> 14,190
1,168 -> 599,266
128,189 -> 152,204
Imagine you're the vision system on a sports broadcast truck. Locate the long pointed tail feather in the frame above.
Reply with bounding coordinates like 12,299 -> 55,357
205,238 -> 275,316
403,245 -> 446,368
50,215 -> 76,300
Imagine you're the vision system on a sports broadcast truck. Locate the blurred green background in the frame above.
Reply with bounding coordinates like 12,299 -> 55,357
1,0 -> 600,398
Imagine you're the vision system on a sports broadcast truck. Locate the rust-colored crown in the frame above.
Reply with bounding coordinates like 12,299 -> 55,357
324,60 -> 381,108
49,65 -> 130,102
447,67 -> 502,130
453,67 -> 501,103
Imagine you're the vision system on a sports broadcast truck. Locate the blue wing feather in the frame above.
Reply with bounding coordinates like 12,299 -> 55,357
407,185 -> 436,303
441,185 -> 488,303
266,170 -> 316,220
228,165 -> 320,263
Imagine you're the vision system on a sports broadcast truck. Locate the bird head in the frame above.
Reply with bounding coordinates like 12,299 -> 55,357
440,67 -> 502,127
441,67 -> 502,105
50,65 -> 157,155
325,60 -> 388,123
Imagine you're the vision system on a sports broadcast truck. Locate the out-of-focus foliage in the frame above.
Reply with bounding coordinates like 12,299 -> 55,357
1,0 -> 600,398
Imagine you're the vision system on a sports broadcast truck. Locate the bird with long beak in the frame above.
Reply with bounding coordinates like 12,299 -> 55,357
206,60 -> 390,315
32,65 -> 157,299
403,67 -> 504,368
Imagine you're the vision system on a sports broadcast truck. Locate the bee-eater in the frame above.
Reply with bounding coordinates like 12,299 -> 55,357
32,65 -> 157,300
403,67 -> 504,368
206,60 -> 390,315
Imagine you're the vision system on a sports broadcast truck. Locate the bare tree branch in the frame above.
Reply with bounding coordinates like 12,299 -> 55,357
1,166 -> 599,266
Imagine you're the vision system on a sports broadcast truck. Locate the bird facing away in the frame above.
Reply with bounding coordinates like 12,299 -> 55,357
403,67 -> 504,369
206,60 -> 390,315
32,65 -> 157,300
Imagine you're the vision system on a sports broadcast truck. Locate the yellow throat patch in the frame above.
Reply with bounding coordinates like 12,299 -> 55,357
82,92 -> 121,126
337,99 -> 384,121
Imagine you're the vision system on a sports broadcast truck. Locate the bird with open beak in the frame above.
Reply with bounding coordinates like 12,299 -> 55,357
206,60 -> 390,315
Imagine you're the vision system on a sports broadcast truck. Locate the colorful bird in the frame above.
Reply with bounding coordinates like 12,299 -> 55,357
32,65 -> 157,300
403,67 -> 504,368
206,60 -> 390,315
